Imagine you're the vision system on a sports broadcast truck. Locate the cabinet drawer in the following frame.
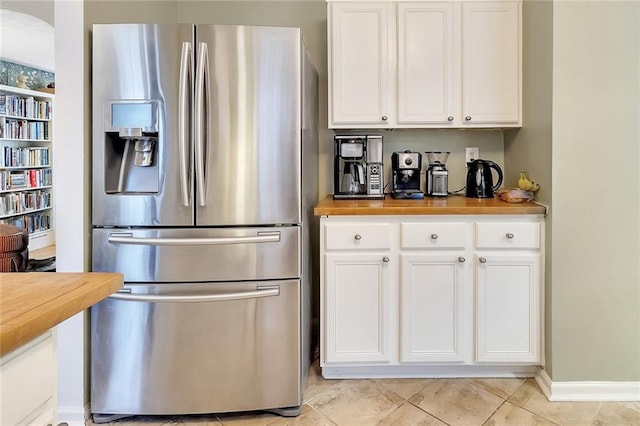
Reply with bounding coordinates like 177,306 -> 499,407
325,223 -> 392,250
476,222 -> 540,249
401,222 -> 468,249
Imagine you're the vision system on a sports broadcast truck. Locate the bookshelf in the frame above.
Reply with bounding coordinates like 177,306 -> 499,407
0,84 -> 54,251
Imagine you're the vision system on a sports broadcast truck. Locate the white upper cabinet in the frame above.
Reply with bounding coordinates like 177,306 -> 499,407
328,2 -> 394,127
397,2 -> 459,126
327,1 -> 522,129
461,1 -> 521,126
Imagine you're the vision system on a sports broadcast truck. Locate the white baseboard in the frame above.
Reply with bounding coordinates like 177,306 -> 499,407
536,368 -> 640,401
56,404 -> 88,426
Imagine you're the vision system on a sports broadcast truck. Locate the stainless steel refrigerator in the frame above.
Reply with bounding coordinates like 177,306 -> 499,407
90,23 -> 318,423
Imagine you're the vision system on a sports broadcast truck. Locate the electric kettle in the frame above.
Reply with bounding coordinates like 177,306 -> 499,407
465,159 -> 503,198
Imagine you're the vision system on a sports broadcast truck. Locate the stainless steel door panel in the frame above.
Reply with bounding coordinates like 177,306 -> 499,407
92,24 -> 194,226
196,25 -> 302,226
92,227 -> 300,282
91,280 -> 301,415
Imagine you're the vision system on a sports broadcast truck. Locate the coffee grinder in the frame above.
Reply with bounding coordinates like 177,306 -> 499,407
391,150 -> 424,199
425,151 -> 450,197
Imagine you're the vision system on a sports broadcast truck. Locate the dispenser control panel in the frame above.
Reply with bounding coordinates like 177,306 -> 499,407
104,100 -> 160,133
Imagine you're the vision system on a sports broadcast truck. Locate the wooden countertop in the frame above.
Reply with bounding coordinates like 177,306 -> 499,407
0,272 -> 123,356
314,194 -> 547,216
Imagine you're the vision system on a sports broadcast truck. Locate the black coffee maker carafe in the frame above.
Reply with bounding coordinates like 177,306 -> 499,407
465,159 -> 503,198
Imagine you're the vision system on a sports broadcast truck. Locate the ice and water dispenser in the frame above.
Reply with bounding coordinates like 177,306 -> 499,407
103,100 -> 160,193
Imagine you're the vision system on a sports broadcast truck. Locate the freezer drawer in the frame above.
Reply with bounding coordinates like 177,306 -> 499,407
91,280 -> 301,416
92,226 -> 300,282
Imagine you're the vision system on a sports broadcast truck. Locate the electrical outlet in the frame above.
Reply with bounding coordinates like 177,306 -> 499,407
466,147 -> 479,165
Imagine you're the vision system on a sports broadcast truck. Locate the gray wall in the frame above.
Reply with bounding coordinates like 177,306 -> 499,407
551,0 -> 640,382
508,0 -> 640,382
504,0 -> 554,374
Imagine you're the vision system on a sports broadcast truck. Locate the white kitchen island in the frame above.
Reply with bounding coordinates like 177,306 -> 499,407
0,273 -> 123,425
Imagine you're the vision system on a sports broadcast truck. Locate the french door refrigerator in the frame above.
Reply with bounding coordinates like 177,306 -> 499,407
90,23 -> 318,423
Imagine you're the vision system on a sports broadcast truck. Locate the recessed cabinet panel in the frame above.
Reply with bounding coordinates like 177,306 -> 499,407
462,1 -> 520,125
329,3 -> 392,127
324,253 -> 393,363
401,254 -> 467,362
476,253 -> 540,363
397,3 -> 458,125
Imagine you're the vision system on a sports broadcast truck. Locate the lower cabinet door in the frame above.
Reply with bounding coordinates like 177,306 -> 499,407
476,253 -> 541,363
400,253 -> 469,363
323,252 -> 395,363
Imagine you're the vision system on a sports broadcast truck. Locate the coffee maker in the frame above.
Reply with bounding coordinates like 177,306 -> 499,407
391,150 -> 424,199
333,135 -> 384,199
425,151 -> 450,197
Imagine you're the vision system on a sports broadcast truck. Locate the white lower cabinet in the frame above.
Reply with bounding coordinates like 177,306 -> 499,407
324,253 -> 395,363
0,331 -> 56,426
320,215 -> 544,377
476,253 -> 541,363
400,253 -> 469,363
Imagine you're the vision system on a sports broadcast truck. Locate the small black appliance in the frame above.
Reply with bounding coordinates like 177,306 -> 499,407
391,150 -> 424,199
333,135 -> 384,199
465,159 -> 504,198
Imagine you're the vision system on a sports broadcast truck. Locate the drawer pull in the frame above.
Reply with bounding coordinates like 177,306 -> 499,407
506,233 -> 515,239
479,257 -> 487,263
354,234 -> 362,241
458,256 -> 466,263
382,256 -> 390,263
430,233 -> 438,240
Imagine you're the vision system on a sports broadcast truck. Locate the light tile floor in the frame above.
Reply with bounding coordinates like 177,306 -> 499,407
91,360 -> 640,426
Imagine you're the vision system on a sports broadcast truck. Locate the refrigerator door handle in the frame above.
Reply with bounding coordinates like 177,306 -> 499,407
107,231 -> 281,246
178,41 -> 192,207
195,42 -> 208,207
109,285 -> 280,303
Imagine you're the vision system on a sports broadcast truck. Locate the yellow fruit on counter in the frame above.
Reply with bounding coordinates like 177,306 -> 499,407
518,170 -> 533,191
530,182 -> 540,192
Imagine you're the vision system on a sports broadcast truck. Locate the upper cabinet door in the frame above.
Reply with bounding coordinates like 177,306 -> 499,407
328,2 -> 394,128
462,2 -> 521,126
397,3 -> 460,126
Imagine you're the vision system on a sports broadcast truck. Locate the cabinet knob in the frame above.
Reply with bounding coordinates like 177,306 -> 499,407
465,115 -> 472,121
458,256 -> 466,263
382,256 -> 390,263
447,116 -> 454,121
354,234 -> 362,241
506,233 -> 514,239
381,115 -> 388,121
430,233 -> 438,240
479,257 -> 487,263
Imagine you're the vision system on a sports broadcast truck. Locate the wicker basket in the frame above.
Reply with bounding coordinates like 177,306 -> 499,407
0,224 -> 29,272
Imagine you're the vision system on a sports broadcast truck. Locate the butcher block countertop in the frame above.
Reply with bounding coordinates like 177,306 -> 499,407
0,272 -> 123,356
314,195 -> 547,216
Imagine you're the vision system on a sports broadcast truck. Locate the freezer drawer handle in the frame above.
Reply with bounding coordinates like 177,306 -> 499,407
109,285 -> 280,303
107,231 -> 281,246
